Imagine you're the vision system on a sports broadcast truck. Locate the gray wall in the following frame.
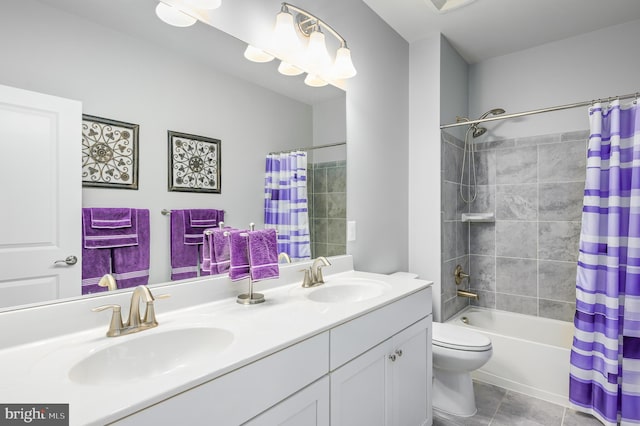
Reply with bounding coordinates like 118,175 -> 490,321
468,130 -> 587,322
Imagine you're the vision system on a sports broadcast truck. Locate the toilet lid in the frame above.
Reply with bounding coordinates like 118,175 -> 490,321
432,322 -> 492,351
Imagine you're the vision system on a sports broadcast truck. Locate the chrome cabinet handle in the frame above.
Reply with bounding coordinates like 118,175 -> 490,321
54,255 -> 78,266
389,354 -> 397,362
395,349 -> 403,357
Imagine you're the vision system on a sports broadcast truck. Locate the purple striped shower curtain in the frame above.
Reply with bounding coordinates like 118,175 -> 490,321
264,151 -> 311,261
570,100 -> 640,426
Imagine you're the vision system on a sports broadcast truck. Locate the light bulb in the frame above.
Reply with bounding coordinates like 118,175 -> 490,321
244,45 -> 275,63
304,73 -> 328,87
332,46 -> 357,79
278,61 -> 304,76
273,10 -> 300,57
305,30 -> 332,75
155,2 -> 197,27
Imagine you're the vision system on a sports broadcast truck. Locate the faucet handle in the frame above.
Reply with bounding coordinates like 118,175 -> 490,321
300,268 -> 313,288
143,293 -> 170,325
153,293 -> 171,301
92,304 -> 124,337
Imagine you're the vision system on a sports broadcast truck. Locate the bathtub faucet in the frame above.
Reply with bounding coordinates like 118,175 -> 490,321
457,289 -> 479,300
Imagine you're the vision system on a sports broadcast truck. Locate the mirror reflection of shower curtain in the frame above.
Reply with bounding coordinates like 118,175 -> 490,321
264,151 -> 311,261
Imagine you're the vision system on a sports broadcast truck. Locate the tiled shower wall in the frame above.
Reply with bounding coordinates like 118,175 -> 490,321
441,130 -> 588,322
308,160 -> 347,258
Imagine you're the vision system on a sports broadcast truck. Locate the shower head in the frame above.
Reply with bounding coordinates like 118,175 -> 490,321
471,108 -> 505,138
478,108 -> 506,120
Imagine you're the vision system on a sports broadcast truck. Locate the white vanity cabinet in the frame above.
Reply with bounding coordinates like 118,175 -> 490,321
111,286 -> 432,426
329,288 -> 432,426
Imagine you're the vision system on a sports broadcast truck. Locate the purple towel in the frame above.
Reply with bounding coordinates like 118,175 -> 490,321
189,209 -> 219,228
248,229 -> 279,281
209,227 -> 231,274
229,230 -> 250,281
183,209 -> 224,245
112,209 -> 150,289
81,243 -> 111,295
83,208 -> 138,248
90,208 -> 132,229
171,210 -> 199,280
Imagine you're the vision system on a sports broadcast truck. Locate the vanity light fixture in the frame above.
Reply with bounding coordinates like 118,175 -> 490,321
155,0 -> 222,28
244,2 -> 357,87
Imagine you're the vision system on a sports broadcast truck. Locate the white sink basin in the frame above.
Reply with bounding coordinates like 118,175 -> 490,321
69,327 -> 234,385
306,278 -> 391,303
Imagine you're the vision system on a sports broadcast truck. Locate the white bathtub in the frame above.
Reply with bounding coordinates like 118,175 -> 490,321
447,307 -> 574,407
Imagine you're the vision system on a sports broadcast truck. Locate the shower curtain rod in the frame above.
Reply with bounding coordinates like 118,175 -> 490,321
440,90 -> 640,129
268,141 -> 346,155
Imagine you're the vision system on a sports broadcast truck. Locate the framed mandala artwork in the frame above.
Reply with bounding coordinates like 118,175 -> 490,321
82,115 -> 139,189
168,131 -> 221,193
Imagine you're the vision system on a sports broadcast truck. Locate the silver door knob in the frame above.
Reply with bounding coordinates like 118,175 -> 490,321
389,354 -> 397,362
395,349 -> 403,357
54,255 -> 78,266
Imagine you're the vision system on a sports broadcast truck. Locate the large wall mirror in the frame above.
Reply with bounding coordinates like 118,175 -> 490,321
0,0 -> 346,311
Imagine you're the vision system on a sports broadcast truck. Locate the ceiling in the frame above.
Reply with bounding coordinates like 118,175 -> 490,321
36,0 -> 344,106
362,0 -> 640,64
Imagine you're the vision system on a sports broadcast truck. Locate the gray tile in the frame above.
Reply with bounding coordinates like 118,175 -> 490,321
538,140 -> 587,183
313,193 -> 327,218
469,185 -> 494,214
476,138 -> 516,151
562,409 -> 602,426
470,222 -> 495,256
312,218 -> 327,244
538,221 -> 581,262
469,255 -> 495,292
473,381 -> 506,419
456,221 -> 469,257
496,146 -> 537,184
474,150 -> 495,186
470,289 -> 496,309
327,219 -> 346,245
326,244 -> 346,256
496,293 -> 538,315
443,221 -> 456,261
444,141 -> 464,183
496,221 -> 537,258
539,182 -> 584,221
516,133 -> 560,146
443,258 -> 468,300
327,193 -> 346,217
313,167 -> 327,192
444,181 -> 468,221
326,166 -> 346,192
539,299 -> 575,322
496,257 -> 537,297
561,130 -> 589,142
539,260 -> 577,302
496,184 -> 537,221
443,294 -> 470,321
494,391 -> 564,426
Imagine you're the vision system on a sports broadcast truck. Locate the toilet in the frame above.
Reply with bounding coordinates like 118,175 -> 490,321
432,322 -> 493,417
387,272 -> 493,417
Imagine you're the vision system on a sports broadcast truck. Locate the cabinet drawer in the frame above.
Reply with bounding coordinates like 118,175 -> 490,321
113,332 -> 329,426
330,287 -> 431,370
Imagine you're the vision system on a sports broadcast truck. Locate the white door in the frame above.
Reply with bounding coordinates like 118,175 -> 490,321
391,317 -> 431,426
0,84 -> 81,308
330,340 -> 392,426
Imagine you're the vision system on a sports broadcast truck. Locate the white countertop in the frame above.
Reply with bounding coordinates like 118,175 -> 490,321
0,261 -> 431,425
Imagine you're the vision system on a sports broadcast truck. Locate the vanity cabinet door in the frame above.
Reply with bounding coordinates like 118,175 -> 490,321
330,339 -> 392,426
0,84 -> 81,307
243,376 -> 329,426
390,317 -> 432,426
330,316 -> 432,426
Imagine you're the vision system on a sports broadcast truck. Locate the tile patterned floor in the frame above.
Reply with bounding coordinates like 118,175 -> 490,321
433,381 -> 603,426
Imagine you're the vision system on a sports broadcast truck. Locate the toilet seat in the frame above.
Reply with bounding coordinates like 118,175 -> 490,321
432,323 -> 492,352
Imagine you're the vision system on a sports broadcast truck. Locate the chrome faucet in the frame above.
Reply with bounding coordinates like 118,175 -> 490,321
92,285 -> 170,337
302,256 -> 332,288
97,273 -> 117,291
